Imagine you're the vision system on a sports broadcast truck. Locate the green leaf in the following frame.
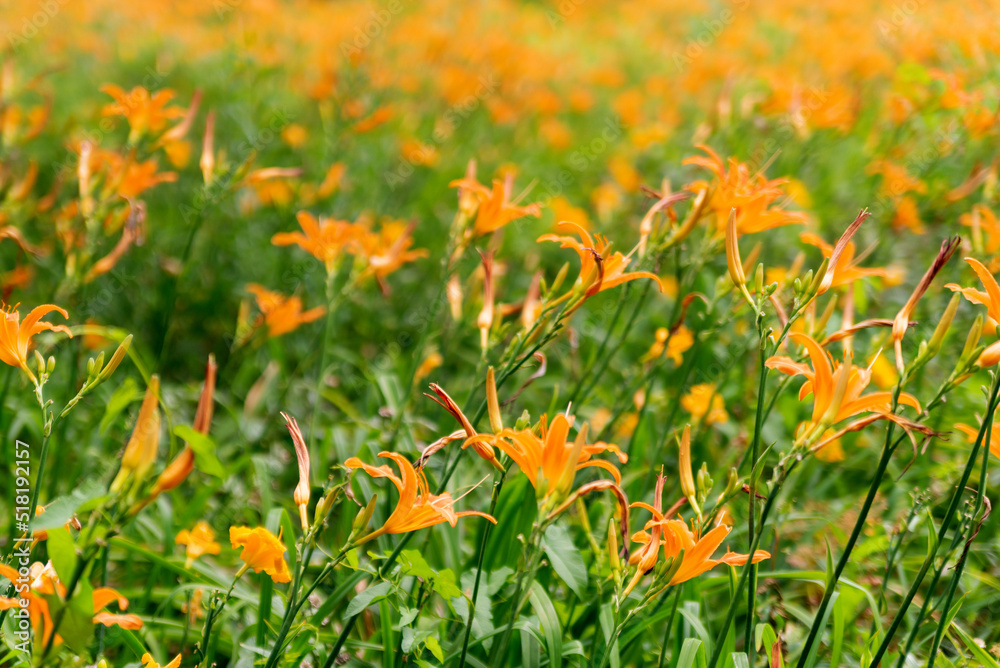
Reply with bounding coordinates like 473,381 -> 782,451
598,603 -> 619,668
174,424 -> 226,478
47,527 -> 77,584
528,582 -> 562,667
678,603 -> 712,659
801,591 -> 838,668
831,591 -> 845,668
99,376 -> 140,433
732,652 -> 750,668
345,581 -> 392,617
400,549 -> 436,581
520,629 -> 541,668
676,638 -> 707,668
32,481 -> 106,531
424,636 -> 444,662
434,568 -> 463,599
541,522 -> 588,598
950,622 -> 1000,668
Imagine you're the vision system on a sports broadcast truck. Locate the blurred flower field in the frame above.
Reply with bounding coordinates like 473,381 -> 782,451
1,0 -> 1000,666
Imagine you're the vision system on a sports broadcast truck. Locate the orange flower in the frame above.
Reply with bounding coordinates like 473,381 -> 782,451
954,423 -> 1000,459
0,562 -> 142,649
626,478 -> 769,595
282,412 -> 311,531
272,211 -> 364,272
141,653 -> 182,668
683,144 -> 807,235
800,229 -> 898,291
946,257 -> 1000,327
449,171 -> 541,237
354,219 -> 428,288
229,526 -> 292,583
539,221 -> 664,297
151,356 -> 216,497
176,521 -> 221,567
467,412 -> 627,504
344,451 -> 495,544
0,303 -> 72,383
765,333 -> 919,427
246,284 -> 325,337
100,84 -> 185,141
111,375 -> 161,492
425,376 -> 505,471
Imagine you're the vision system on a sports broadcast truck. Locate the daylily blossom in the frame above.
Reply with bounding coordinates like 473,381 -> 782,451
946,257 -> 1000,327
100,84 -> 185,141
954,422 -> 1000,459
425,376 -> 505,471
0,303 -> 72,383
626,473 -> 769,596
354,219 -> 428,289
272,211 -> 364,272
0,562 -> 142,648
801,227 -> 898,293
141,653 -> 182,668
345,451 -> 495,545
230,526 -> 292,583
176,521 -> 221,567
539,221 -> 665,298
246,284 -> 325,338
766,333 -> 921,441
450,168 -> 541,237
683,144 -> 807,235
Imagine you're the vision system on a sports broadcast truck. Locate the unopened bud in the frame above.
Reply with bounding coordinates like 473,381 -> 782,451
607,518 -> 621,574
46,356 -> 55,374
754,263 -> 765,296
962,315 -> 984,363
99,335 -> 132,382
352,494 -> 377,538
927,294 -> 960,358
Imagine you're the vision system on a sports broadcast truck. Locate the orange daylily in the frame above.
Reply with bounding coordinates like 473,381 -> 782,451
539,221 -> 665,297
344,451 -> 495,544
0,561 -> 142,649
150,355 -> 216,497
683,144 -> 807,235
946,257 -> 1000,326
100,84 -> 185,141
111,375 -> 161,492
354,220 -> 429,290
0,303 -> 72,383
449,169 -> 541,237
272,211 -> 364,272
141,653 -> 182,668
425,376 -> 505,471
626,476 -> 769,595
800,229 -> 899,291
466,412 -> 627,502
229,526 -> 292,583
246,284 -> 325,338
765,332 -> 920,426
176,521 -> 222,567
954,422 -> 1000,459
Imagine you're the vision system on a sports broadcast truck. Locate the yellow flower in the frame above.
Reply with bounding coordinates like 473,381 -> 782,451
229,526 -> 292,583
176,521 -> 221,567
681,384 -> 728,425
141,652 -> 182,668
0,303 -> 72,383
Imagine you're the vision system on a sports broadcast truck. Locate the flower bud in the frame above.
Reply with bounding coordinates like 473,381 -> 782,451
99,334 -> 132,382
352,494 -> 378,539
607,517 -> 621,575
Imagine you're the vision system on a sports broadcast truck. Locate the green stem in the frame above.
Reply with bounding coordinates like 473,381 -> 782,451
745,332 -> 769,663
658,587 -> 683,668
795,386 -> 902,667
458,468 -> 507,668
309,270 -> 339,454
869,368 -> 1000,666
926,392 -> 993,667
